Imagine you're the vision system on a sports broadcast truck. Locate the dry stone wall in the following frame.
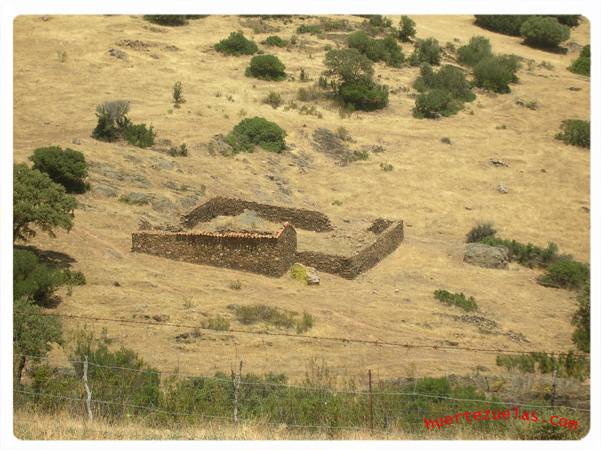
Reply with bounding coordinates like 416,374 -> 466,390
180,197 -> 333,231
132,223 -> 297,277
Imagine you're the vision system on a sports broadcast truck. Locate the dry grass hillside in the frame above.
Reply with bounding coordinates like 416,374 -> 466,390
13,15 -> 590,383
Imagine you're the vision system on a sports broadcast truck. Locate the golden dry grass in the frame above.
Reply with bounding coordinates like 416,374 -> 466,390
13,15 -> 590,383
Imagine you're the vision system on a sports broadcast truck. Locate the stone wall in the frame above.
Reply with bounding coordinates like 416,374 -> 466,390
132,223 -> 297,277
296,221 -> 404,279
180,197 -> 333,232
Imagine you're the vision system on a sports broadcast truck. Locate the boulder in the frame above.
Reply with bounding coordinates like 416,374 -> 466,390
290,263 -> 320,285
463,243 -> 509,269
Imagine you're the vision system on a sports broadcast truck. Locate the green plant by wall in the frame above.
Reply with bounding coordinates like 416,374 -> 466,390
434,289 -> 478,312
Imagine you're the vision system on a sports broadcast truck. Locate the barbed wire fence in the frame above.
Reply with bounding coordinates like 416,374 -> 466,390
12,311 -> 591,437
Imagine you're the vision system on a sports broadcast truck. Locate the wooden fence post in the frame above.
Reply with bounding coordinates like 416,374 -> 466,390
368,369 -> 374,432
83,356 -> 93,422
232,360 -> 243,425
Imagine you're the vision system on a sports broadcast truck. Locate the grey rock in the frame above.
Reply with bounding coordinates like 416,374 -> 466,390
92,183 -> 119,197
497,183 -> 509,194
489,158 -> 509,167
108,48 -> 129,60
72,137 -> 81,145
89,162 -> 151,187
464,243 -> 509,269
151,196 -> 176,212
151,159 -> 176,170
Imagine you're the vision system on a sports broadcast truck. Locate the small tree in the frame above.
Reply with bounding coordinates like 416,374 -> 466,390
14,249 -> 65,306
398,16 -> 416,42
568,45 -> 590,76
245,55 -> 286,81
172,81 -> 185,108
324,48 -> 374,85
30,146 -> 88,194
409,37 -> 441,66
413,89 -> 460,119
457,36 -> 492,67
13,164 -> 76,242
473,55 -> 520,93
520,16 -> 570,48
555,119 -> 590,148
225,117 -> 287,153
14,297 -> 63,385
339,80 -> 389,111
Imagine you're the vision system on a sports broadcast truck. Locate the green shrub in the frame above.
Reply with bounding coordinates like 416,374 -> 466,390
413,88 -> 460,119
367,15 -> 392,29
434,289 -> 478,312
215,31 -> 258,56
225,117 -> 286,153
13,164 -> 76,242
262,91 -> 283,109
172,81 -> 185,108
124,123 -> 156,148
496,351 -> 588,380
339,79 -> 389,111
296,24 -> 321,34
538,257 -> 589,290
262,35 -> 288,47
555,119 -> 590,148
296,312 -> 315,334
457,36 -> 492,67
206,315 -> 231,331
14,249 -> 65,305
409,38 -> 441,66
30,146 -> 88,194
347,32 -> 405,67
414,64 -> 475,102
92,100 -> 131,142
245,55 -> 286,81
466,223 -> 496,243
398,16 -> 416,42
474,15 -> 531,36
473,55 -> 520,93
552,15 -> 581,27
568,45 -> 590,76
520,16 -> 570,48
228,304 -> 296,328
319,17 -> 352,32
143,15 -> 188,26
572,281 -> 590,352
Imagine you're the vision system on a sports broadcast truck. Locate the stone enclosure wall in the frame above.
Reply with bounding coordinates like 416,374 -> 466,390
132,197 -> 403,279
180,197 -> 333,232
296,221 -> 404,279
132,224 -> 297,277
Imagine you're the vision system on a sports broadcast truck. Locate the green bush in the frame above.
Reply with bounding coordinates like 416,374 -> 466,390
124,123 -> 156,148
496,351 -> 588,380
172,81 -> 185,108
552,15 -> 581,27
245,55 -> 286,80
572,281 -> 590,352
538,257 -> 589,290
30,146 -> 88,193
434,289 -> 478,312
413,89 -> 460,119
466,223 -> 496,243
555,119 -> 590,148
474,15 -> 531,36
457,36 -> 492,67
225,117 -> 286,153
409,38 -> 441,66
473,55 -> 520,93
368,15 -> 392,29
13,164 -> 76,242
262,35 -> 288,47
262,91 -> 283,109
520,16 -> 570,48
414,64 -> 475,102
92,100 -> 131,142
398,16 -> 416,42
347,31 -> 404,67
339,79 -> 389,111
206,315 -> 231,331
568,45 -> 590,76
143,15 -> 188,26
14,249 -> 65,305
215,31 -> 258,56
480,236 -> 558,268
